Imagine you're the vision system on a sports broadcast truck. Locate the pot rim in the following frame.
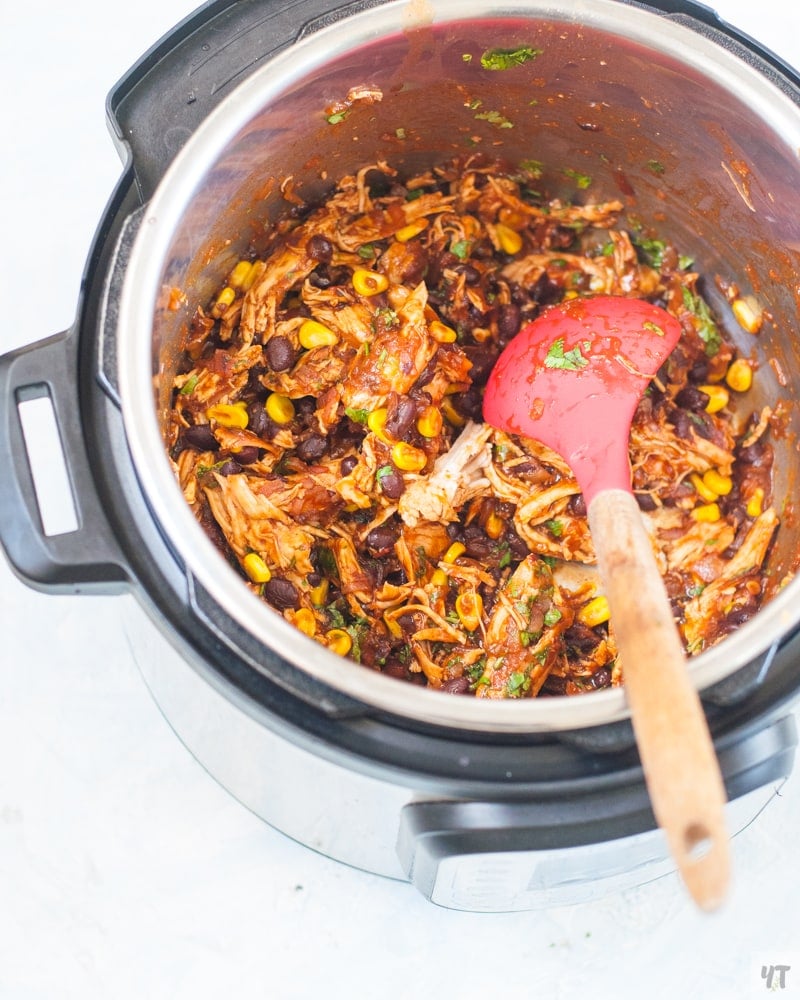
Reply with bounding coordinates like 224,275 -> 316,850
117,0 -> 800,733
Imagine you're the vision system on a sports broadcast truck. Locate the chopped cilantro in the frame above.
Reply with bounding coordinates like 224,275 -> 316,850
498,543 -> 512,569
563,167 -> 592,189
179,373 -> 199,395
544,607 -> 562,627
451,239 -> 471,260
358,244 -> 376,259
480,46 -> 542,71
634,236 -> 667,268
647,159 -> 666,175
326,110 -> 349,125
518,158 -> 544,179
681,286 -> 722,357
344,407 -> 369,424
462,53 -> 473,62
376,464 -> 393,481
544,337 -> 590,371
506,671 -> 530,697
544,518 -> 564,538
475,109 -> 514,129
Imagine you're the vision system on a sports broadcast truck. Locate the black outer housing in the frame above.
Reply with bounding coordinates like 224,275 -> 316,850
2,0 -> 800,868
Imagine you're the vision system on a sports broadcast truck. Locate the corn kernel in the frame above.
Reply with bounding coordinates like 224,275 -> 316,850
443,541 -> 466,563
699,384 -> 729,414
266,392 -> 295,424
391,441 -> 427,472
310,580 -> 329,606
352,269 -> 389,296
299,319 -> 338,349
429,319 -> 457,343
690,472 -> 719,504
293,608 -> 317,636
242,260 -> 265,291
325,628 -> 352,656
430,568 -> 448,588
395,218 -> 429,242
384,613 -> 403,639
366,407 -> 393,444
746,488 -> 764,518
726,358 -> 753,393
214,286 -> 236,312
441,398 -> 466,427
243,552 -> 271,584
229,260 -> 254,289
578,595 -> 610,628
495,222 -> 523,255
416,405 -> 443,439
485,511 -> 505,540
702,469 -> 733,496
692,502 -> 721,523
732,296 -> 763,335
205,401 -> 249,429
455,592 -> 483,632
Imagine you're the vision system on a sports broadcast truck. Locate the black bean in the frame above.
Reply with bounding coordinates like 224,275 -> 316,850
635,492 -> 658,511
378,468 -> 405,499
307,234 -> 334,262
441,677 -> 472,694
296,433 -> 327,463
264,577 -> 300,611
588,666 -> 612,689
217,459 -> 242,476
234,446 -> 260,465
340,455 -> 358,476
496,302 -> 522,342
365,523 -> 400,557
674,385 -> 709,411
248,402 -> 270,438
385,396 -> 417,439
265,335 -> 297,372
183,424 -> 219,451
567,493 -> 586,517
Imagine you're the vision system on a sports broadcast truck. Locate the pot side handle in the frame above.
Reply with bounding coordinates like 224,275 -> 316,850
0,331 -> 130,594
397,712 -> 797,911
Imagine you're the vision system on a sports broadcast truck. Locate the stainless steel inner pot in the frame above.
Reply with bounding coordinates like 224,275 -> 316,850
117,0 -> 800,733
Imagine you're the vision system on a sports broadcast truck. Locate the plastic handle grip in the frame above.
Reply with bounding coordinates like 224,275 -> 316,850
0,331 -> 129,594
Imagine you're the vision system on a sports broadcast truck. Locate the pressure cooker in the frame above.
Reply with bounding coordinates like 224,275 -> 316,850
2,0 -> 800,912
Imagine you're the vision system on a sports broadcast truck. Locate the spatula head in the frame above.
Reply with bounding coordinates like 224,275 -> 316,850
483,295 -> 682,504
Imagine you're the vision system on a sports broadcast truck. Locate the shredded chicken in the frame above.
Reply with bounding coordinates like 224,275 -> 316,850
168,155 -> 782,699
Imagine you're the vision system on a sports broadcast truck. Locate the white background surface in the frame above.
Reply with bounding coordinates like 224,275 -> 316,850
2,1 -> 800,997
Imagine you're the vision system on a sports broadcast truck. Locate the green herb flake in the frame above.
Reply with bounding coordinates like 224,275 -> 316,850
326,110 -> 349,125
357,244 -> 376,259
480,46 -> 543,71
450,239 -> 471,260
563,167 -> 592,189
544,518 -> 564,538
475,109 -> 514,129
518,158 -> 544,179
376,464 -> 393,482
395,127 -> 407,140
681,286 -> 722,357
462,53 -> 473,63
179,373 -> 199,396
544,337 -> 590,371
642,320 -> 665,337
647,159 -> 666,175
544,607 -> 562,627
506,671 -> 530,697
344,407 -> 369,424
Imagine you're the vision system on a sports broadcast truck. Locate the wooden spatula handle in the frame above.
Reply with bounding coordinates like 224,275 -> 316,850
588,488 -> 730,910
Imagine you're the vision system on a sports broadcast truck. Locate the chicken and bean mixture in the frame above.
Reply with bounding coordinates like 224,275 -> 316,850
168,156 -> 778,698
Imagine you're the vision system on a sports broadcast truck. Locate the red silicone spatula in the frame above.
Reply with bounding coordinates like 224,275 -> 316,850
483,295 -> 730,910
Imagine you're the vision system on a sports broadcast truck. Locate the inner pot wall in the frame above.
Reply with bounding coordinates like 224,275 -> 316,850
120,0 -> 800,733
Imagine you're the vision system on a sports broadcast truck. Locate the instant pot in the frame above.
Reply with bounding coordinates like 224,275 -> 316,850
2,0 -> 800,911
